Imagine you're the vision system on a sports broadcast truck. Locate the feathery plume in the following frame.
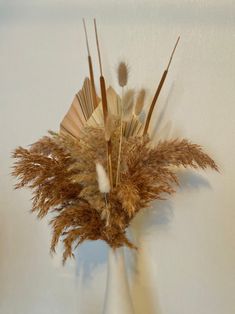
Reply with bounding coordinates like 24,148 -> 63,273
12,128 -> 218,263
96,162 -> 110,194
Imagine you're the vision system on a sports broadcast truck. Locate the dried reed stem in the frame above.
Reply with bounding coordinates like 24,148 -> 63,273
116,87 -> 124,186
100,76 -> 113,189
83,19 -> 98,109
115,62 -> 129,186
100,76 -> 108,120
94,18 -> 103,76
166,36 -> 180,71
94,18 -> 113,189
143,36 -> 180,136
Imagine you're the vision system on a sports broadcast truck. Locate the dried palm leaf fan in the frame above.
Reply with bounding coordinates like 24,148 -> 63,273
12,19 -> 218,264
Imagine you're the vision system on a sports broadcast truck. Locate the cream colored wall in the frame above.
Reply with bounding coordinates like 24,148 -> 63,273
1,1 -> 235,313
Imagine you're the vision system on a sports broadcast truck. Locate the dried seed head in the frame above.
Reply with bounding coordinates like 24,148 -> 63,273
117,62 -> 128,87
135,89 -> 146,116
123,89 -> 134,121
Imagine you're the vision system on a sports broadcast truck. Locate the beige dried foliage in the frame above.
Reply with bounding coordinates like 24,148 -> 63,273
12,124 -> 218,264
104,114 -> 115,141
135,88 -> 146,116
123,89 -> 135,121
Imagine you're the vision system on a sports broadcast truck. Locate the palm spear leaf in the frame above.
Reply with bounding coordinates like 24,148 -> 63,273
86,87 -> 143,137
60,78 -> 100,139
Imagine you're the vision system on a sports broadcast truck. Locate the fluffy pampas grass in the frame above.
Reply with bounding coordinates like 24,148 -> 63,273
12,127 -> 218,263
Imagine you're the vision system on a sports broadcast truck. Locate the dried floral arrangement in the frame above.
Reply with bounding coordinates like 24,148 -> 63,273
12,20 -> 218,264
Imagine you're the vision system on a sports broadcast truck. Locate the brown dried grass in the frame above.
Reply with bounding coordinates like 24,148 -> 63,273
12,126 -> 218,264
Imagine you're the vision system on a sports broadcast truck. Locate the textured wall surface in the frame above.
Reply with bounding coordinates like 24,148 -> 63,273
1,1 -> 235,313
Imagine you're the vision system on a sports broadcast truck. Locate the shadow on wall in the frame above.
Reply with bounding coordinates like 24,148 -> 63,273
150,81 -> 186,143
74,239 -> 108,282
128,201 -> 173,314
128,168 -> 212,314
151,82 -> 175,140
129,169 -> 212,251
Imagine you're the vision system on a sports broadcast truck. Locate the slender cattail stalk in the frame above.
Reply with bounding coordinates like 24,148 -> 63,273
82,19 -> 98,109
116,87 -> 124,186
143,36 -> 180,136
94,18 -> 113,189
116,61 -> 129,186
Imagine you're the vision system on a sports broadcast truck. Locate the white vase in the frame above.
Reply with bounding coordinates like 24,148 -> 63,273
102,247 -> 135,314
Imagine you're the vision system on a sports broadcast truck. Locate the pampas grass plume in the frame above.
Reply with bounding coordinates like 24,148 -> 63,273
96,162 -> 110,193
117,62 -> 128,87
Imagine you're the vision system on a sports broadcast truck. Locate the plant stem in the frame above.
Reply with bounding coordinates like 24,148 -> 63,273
116,87 -> 124,186
143,36 -> 180,136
